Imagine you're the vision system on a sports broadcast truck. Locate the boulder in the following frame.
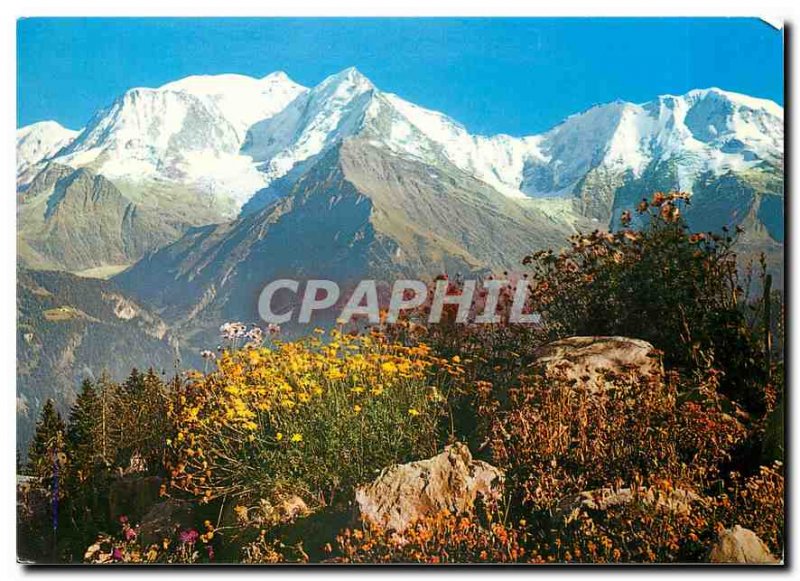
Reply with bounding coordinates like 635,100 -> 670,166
108,475 -> 163,523
556,486 -> 701,523
137,499 -> 197,545
532,336 -> 661,388
355,443 -> 503,532
707,525 -> 779,564
239,495 -> 310,527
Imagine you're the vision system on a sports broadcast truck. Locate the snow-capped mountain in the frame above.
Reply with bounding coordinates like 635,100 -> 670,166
112,72 -> 783,343
243,67 -> 541,205
17,121 -> 79,177
19,68 -> 783,218
17,67 -> 783,277
242,70 -> 782,220
522,89 -> 782,201
44,72 -> 307,210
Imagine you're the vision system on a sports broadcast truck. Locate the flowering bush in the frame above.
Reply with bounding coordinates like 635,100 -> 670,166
329,510 -> 530,563
83,515 -> 217,564
167,329 -> 465,505
543,481 -> 714,563
718,462 -> 784,554
240,529 -> 308,563
480,367 -> 747,514
522,192 -> 767,412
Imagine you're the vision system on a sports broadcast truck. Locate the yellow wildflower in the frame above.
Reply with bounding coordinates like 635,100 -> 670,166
408,408 -> 420,416
234,505 -> 249,523
290,433 -> 303,443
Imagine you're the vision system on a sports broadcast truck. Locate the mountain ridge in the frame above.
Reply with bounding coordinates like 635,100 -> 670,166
19,68 -> 783,214
17,67 -> 783,276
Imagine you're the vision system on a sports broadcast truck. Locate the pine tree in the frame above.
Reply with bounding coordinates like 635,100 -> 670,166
115,368 -> 169,472
139,368 -> 171,470
95,372 -> 121,467
66,379 -> 100,483
121,367 -> 145,396
27,399 -> 66,482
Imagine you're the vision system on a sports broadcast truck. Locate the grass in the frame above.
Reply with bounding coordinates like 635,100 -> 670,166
43,305 -> 85,321
73,264 -> 131,279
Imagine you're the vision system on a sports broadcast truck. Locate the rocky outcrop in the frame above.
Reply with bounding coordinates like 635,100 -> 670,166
107,476 -> 163,525
531,336 -> 662,388
707,525 -> 779,564
355,443 -> 503,532
555,486 -> 701,523
231,495 -> 310,528
137,499 -> 198,545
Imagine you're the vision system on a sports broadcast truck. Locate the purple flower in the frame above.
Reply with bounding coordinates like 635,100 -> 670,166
179,528 -> 200,544
111,547 -> 124,561
205,544 -> 215,561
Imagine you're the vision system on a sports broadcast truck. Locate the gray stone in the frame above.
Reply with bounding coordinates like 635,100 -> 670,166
555,486 -> 701,523
707,525 -> 779,564
355,443 -> 503,532
532,336 -> 662,389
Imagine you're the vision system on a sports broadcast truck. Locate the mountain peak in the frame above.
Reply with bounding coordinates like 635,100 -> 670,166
338,65 -> 368,79
158,72 -> 305,94
17,121 -> 80,177
319,66 -> 374,92
662,87 -> 783,118
17,120 -> 76,135
261,70 -> 294,83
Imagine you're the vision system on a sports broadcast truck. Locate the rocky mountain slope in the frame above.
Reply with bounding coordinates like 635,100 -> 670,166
240,69 -> 783,240
17,268 -> 182,450
18,163 -> 225,273
17,73 -> 307,273
117,137 -> 588,344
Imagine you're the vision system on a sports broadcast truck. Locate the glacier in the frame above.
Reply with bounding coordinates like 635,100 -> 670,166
17,67 -> 783,218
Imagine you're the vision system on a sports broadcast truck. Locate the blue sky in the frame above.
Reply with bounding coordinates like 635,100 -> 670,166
18,18 -> 783,136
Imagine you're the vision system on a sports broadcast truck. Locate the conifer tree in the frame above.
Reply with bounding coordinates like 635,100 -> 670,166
27,399 -> 66,482
115,368 -> 169,472
66,380 -> 100,483
95,372 -> 121,468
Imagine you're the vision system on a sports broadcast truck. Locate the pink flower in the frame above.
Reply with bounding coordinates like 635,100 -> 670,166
179,528 -> 199,544
123,525 -> 137,542
111,547 -> 124,561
